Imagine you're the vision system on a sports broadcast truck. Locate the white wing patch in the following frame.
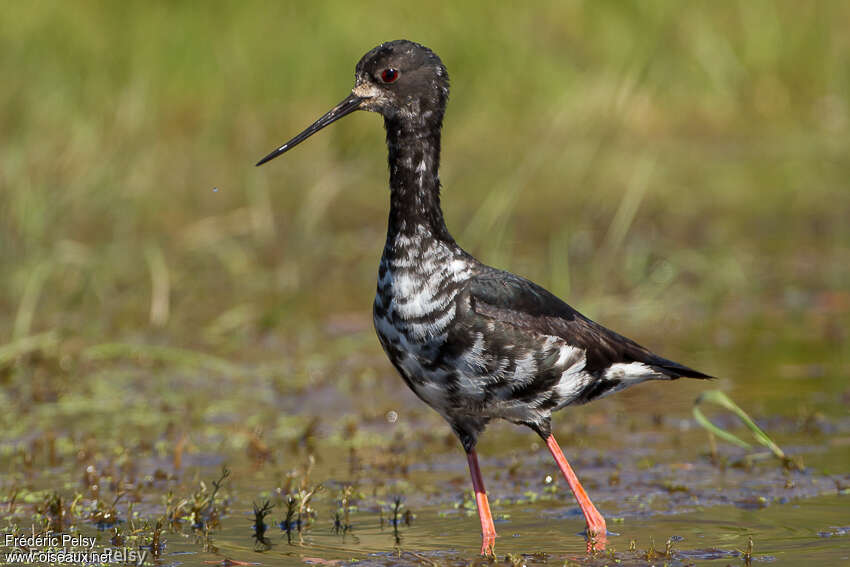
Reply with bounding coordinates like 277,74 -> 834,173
554,344 -> 590,401
604,361 -> 658,381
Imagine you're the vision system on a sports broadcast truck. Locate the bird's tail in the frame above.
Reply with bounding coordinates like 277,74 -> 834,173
648,356 -> 713,379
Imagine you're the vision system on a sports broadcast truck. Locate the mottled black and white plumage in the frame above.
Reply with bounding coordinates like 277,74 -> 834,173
257,39 -> 711,551
349,41 -> 710,452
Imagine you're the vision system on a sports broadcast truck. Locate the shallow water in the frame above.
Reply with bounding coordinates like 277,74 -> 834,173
174,454 -> 850,567
1,320 -> 848,566
3,409 -> 848,566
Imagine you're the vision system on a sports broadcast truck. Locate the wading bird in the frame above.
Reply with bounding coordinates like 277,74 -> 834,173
257,40 -> 710,556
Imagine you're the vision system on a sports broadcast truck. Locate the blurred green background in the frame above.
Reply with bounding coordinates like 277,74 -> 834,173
1,1 -> 848,445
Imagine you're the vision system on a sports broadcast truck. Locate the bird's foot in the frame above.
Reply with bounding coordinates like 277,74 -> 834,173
479,532 -> 496,558
584,515 -> 608,553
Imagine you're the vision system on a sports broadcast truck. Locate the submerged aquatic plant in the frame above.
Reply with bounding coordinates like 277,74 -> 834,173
89,490 -> 124,528
693,390 -> 803,471
191,466 -> 231,529
333,485 -> 354,534
643,536 -> 657,561
163,466 -> 230,532
252,499 -> 274,551
35,492 -> 65,532
280,495 -> 298,543
738,536 -> 754,566
275,456 -> 323,545
142,519 -> 165,559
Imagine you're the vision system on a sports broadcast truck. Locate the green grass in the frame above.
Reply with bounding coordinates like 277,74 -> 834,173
1,1 -> 849,431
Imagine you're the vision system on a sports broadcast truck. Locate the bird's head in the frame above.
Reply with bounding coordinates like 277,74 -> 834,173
257,40 -> 449,166
352,40 -> 449,124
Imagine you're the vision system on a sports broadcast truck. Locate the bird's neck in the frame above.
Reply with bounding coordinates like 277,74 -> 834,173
384,117 -> 453,244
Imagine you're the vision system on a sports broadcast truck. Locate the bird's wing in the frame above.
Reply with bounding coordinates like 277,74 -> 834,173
466,269 -> 711,378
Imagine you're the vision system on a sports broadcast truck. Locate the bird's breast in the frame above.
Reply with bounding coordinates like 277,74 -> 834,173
371,232 -> 474,406
373,257 -> 468,346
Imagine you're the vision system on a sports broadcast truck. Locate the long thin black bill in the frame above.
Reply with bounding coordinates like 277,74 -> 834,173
256,94 -> 364,166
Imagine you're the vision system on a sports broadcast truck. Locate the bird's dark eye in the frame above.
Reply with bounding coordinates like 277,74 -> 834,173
380,68 -> 399,83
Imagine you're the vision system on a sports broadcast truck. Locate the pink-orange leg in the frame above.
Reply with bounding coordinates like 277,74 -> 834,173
466,449 -> 496,556
545,434 -> 607,550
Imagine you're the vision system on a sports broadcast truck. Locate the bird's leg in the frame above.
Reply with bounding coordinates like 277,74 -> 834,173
466,449 -> 496,556
544,434 -> 607,550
